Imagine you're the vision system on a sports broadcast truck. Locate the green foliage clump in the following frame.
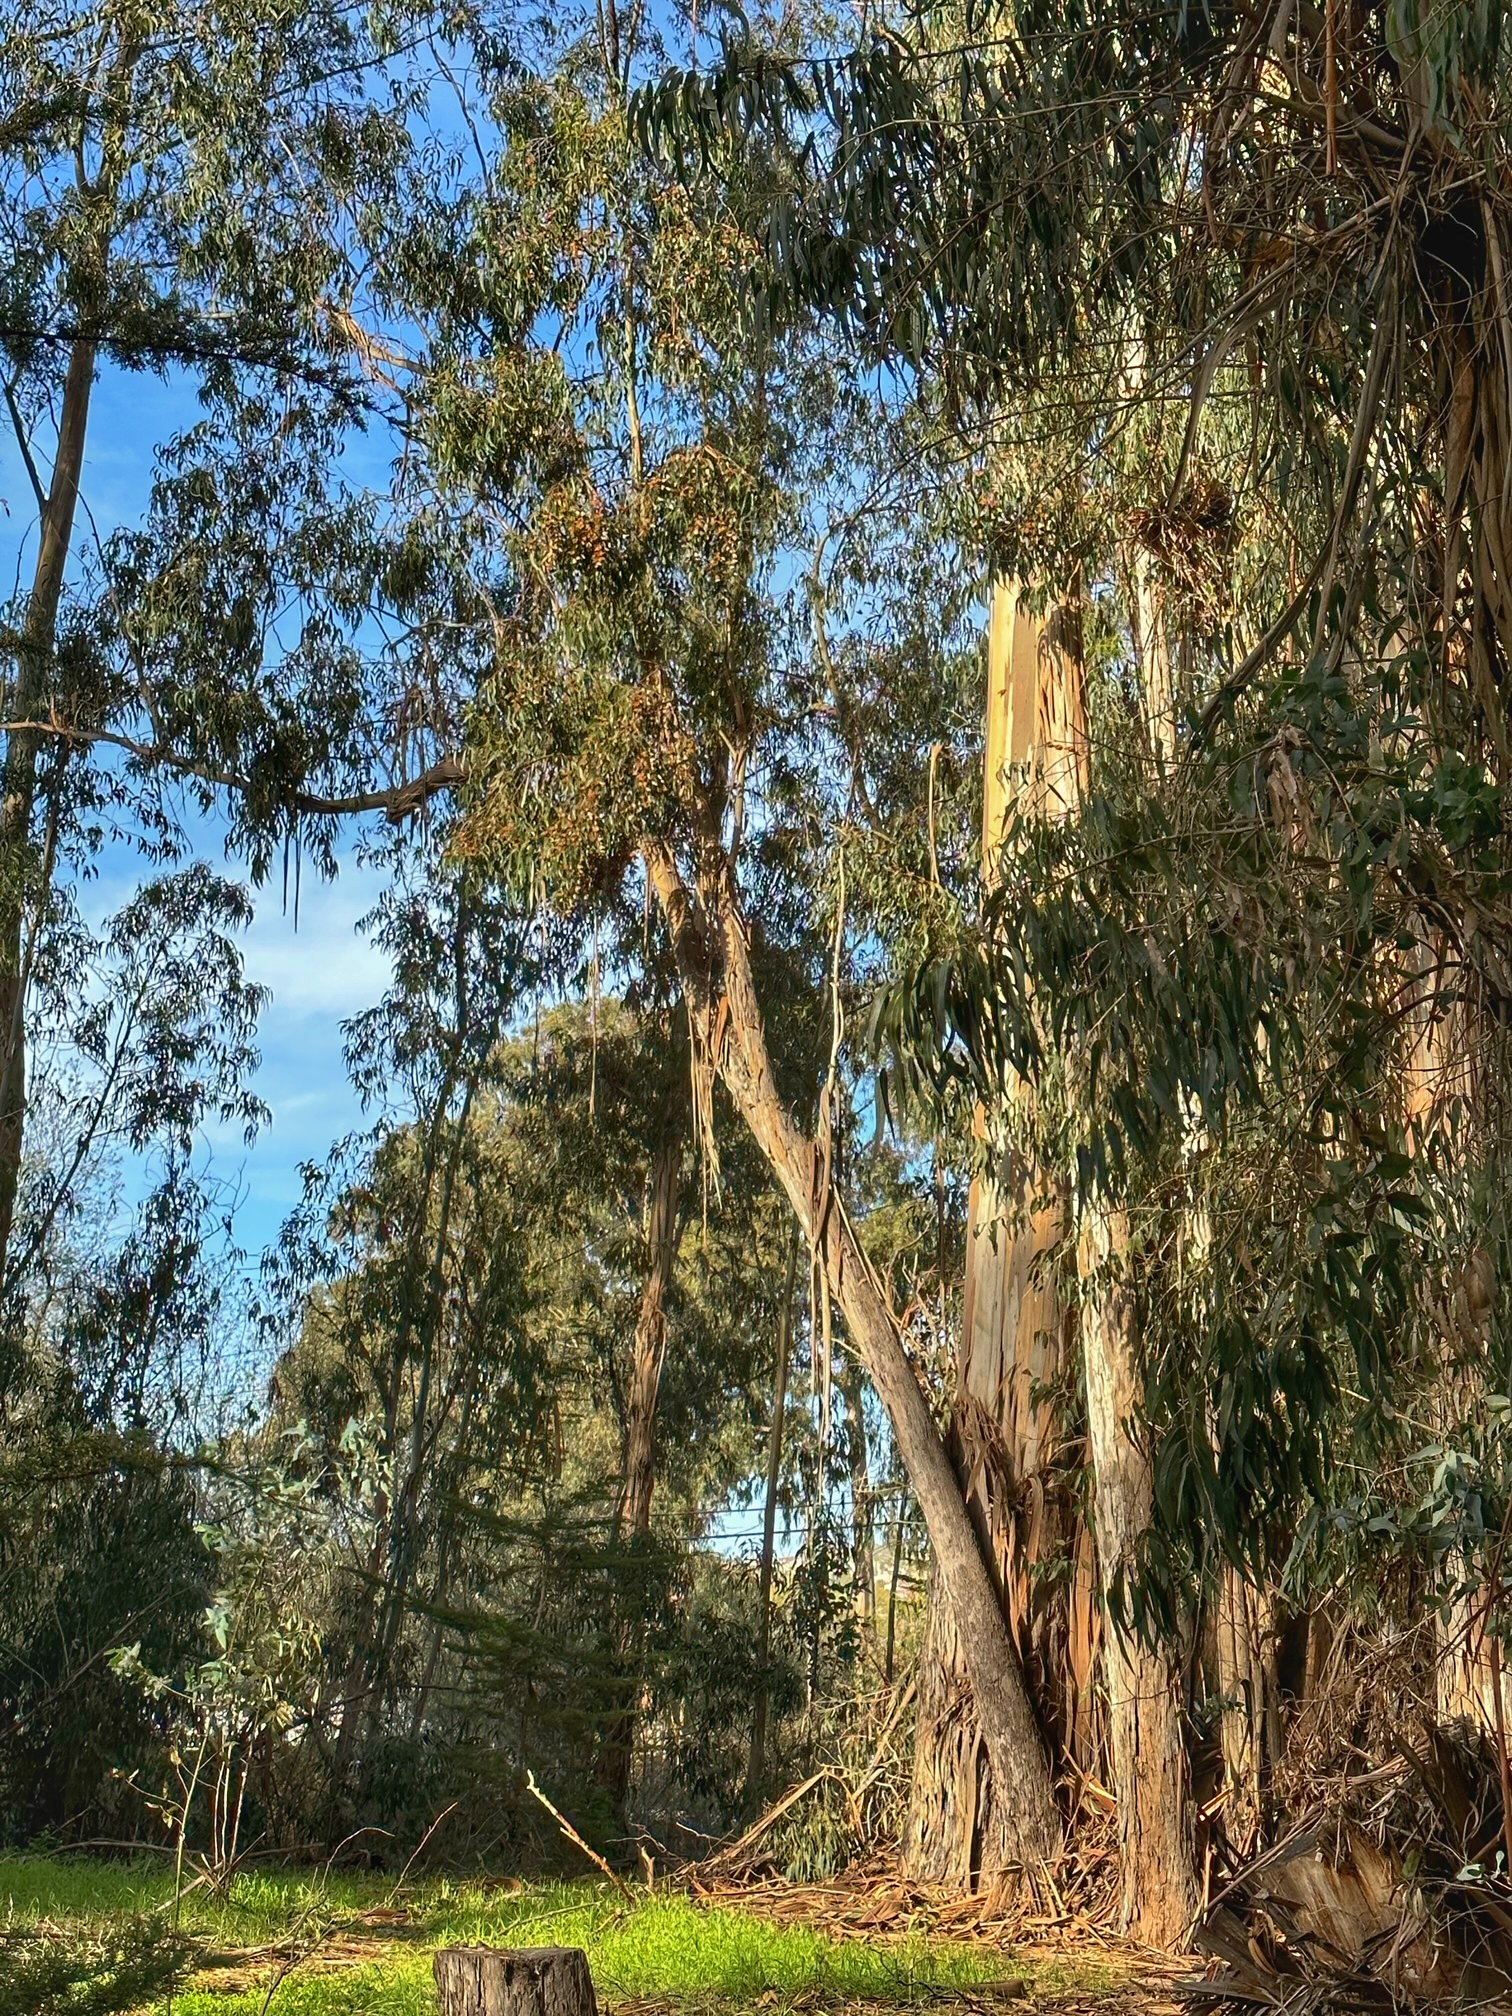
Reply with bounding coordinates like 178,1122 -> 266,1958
0,1913 -> 193,2016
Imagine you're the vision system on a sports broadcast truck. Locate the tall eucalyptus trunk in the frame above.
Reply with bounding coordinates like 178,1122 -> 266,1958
0,340 -> 95,1281
0,28 -> 138,1283
1079,1199 -> 1198,1945
907,585 -> 1094,1886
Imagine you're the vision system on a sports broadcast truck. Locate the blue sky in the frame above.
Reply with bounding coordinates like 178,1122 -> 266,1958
1,359 -> 399,1273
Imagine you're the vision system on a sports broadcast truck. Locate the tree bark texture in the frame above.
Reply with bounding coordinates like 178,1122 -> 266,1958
904,1151 -> 1099,1885
434,1947 -> 597,2016
643,830 -> 1061,1869
907,584 -> 1095,1885
1211,1563 -> 1275,1855
1080,1201 -> 1198,1947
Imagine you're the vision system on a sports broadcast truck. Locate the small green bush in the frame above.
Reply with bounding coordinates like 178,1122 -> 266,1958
0,1912 -> 195,2016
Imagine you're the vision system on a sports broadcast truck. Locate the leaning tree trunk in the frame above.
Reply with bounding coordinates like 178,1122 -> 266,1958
907,583 -> 1097,1886
1080,1200 -> 1198,1947
644,833 -> 1061,1869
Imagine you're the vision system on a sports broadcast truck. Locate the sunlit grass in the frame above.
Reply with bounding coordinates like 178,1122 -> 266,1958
0,1855 -> 380,1946
0,1860 -> 1033,2015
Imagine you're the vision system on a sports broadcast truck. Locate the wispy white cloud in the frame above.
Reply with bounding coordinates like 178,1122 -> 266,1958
240,867 -> 393,1023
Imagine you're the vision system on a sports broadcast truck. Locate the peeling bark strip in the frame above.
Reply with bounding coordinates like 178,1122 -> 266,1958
643,832 -> 1061,1868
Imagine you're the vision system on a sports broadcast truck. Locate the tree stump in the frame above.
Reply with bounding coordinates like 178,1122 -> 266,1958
434,1945 -> 599,2016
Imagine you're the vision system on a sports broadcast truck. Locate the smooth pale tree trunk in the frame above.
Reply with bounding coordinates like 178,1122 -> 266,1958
644,834 -> 1061,1869
749,1226 -> 799,1800
908,585 -> 1095,1885
1080,1201 -> 1198,1946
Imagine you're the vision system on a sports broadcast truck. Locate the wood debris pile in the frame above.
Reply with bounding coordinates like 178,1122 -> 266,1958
1191,1721 -> 1512,2012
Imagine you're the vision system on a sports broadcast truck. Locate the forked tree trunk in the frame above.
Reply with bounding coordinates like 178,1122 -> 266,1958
1080,1200 -> 1197,1947
643,834 -> 1061,1869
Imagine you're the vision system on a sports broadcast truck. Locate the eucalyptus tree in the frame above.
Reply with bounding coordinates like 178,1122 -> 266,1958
0,0 -> 468,1295
393,0 -> 1068,1860
634,0 -> 1512,1935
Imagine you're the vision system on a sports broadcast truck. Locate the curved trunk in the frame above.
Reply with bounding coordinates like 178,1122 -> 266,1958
644,834 -> 1061,1869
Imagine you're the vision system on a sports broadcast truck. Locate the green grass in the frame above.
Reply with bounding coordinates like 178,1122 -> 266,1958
0,1860 -> 1030,2016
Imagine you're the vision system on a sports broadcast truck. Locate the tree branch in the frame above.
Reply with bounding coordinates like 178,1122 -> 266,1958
0,717 -> 464,822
